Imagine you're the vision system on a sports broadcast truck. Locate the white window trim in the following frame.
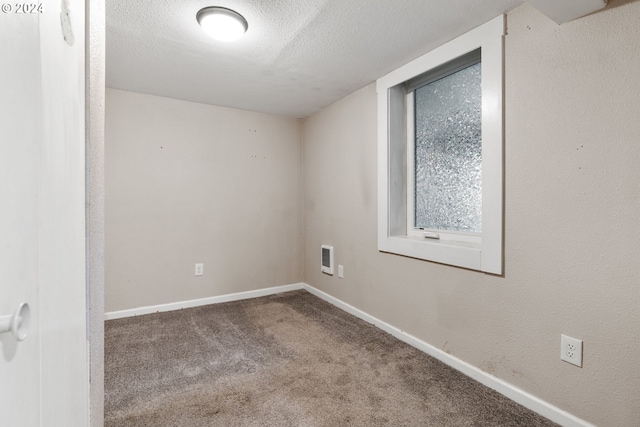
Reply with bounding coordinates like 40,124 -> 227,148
377,15 -> 504,274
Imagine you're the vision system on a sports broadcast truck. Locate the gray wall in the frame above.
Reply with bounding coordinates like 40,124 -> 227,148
105,89 -> 304,312
303,3 -> 640,426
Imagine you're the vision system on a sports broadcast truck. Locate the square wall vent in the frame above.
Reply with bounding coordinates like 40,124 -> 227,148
321,245 -> 334,275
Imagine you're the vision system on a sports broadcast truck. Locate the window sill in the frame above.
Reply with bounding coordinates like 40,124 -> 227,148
399,235 -> 481,250
379,235 -> 482,272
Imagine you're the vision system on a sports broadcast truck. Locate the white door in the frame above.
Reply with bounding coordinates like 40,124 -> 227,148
0,1 -> 89,426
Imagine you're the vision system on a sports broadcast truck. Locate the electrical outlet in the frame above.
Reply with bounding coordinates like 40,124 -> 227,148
561,334 -> 583,367
195,263 -> 204,276
338,265 -> 344,279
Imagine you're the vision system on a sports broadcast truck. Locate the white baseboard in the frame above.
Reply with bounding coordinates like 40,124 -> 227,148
301,283 -> 594,427
104,283 -> 304,320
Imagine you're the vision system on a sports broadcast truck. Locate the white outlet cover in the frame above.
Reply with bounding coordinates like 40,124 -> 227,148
338,265 -> 344,278
195,263 -> 204,276
561,334 -> 583,367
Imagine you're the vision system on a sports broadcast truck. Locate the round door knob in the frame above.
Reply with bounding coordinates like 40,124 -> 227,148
0,302 -> 30,341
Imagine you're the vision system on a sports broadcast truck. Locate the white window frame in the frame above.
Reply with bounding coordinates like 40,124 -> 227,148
377,15 -> 504,274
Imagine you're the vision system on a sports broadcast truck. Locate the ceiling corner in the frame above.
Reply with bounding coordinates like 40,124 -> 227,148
527,0 -> 607,24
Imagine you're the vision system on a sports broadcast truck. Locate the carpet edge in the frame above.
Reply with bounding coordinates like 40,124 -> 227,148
301,283 -> 594,427
104,283 -> 305,320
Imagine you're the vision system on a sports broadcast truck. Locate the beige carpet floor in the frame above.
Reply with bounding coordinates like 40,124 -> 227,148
105,290 -> 557,426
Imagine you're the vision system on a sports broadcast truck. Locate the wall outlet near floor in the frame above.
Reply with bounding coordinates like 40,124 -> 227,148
561,334 -> 583,367
338,264 -> 344,279
195,263 -> 204,276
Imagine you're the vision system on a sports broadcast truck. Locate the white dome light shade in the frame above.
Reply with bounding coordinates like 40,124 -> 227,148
197,7 -> 248,42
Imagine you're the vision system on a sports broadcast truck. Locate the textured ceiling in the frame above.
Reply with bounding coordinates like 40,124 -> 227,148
107,0 -> 527,118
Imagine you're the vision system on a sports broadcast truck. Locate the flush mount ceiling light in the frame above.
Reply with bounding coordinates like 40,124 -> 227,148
197,6 -> 248,42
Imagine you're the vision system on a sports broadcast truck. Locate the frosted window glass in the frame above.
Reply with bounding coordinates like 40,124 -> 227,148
414,62 -> 482,233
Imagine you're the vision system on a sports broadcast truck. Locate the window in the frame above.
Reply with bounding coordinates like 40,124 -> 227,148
377,15 -> 504,274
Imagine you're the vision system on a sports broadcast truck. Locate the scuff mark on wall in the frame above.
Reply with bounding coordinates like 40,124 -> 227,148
60,0 -> 75,46
442,341 -> 452,354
